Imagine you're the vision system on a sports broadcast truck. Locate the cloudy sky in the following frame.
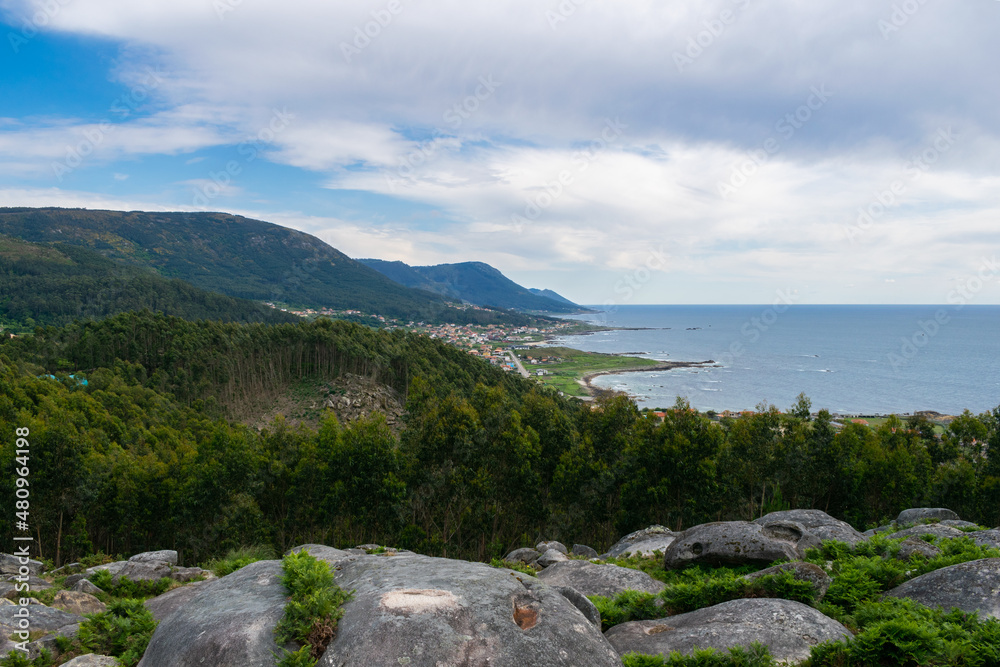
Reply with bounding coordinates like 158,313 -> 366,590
1,0 -> 998,305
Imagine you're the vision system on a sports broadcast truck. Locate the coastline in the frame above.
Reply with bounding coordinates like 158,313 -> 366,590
579,360 -> 716,397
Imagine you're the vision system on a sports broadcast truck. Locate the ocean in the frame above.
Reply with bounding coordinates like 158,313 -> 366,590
549,305 -> 1000,416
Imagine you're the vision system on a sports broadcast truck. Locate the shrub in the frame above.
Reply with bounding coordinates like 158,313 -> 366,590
203,544 -> 276,577
622,643 -> 776,666
488,557 -> 537,577
78,598 -> 158,667
88,569 -> 172,599
275,551 -> 352,667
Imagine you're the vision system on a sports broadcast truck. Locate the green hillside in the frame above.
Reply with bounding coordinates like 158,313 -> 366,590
360,258 -> 586,313
0,234 -> 296,330
0,208 -> 549,326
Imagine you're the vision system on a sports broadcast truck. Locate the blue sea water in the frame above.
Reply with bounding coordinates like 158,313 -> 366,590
550,305 -> 1000,415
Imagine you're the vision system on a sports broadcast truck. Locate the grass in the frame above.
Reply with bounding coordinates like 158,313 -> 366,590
202,544 -> 276,577
520,346 -> 663,397
489,557 -> 538,577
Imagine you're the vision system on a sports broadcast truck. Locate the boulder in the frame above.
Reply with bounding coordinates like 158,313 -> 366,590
864,525 -> 895,537
536,541 -> 568,555
137,560 -> 288,666
743,561 -> 832,601
605,598 -> 851,664
896,508 -> 960,525
84,561 -> 128,578
4,575 -> 51,591
318,553 -> 622,667
572,544 -> 600,559
61,656 -> 119,667
112,560 -> 172,584
536,548 -> 570,568
895,537 -> 941,561
663,520 -> 821,569
48,563 -> 82,576
0,554 -> 44,576
70,579 -> 105,595
884,558 -> 1000,619
129,550 -> 178,566
503,548 -> 541,566
970,529 -> 1000,550
605,526 -> 676,558
537,560 -> 666,598
755,509 -> 866,547
0,604 -> 83,636
551,586 -> 602,628
892,524 -> 965,541
52,590 -> 107,616
170,566 -> 212,583
8,622 -> 80,661
144,580 -> 213,622
0,583 -> 15,600
287,544 -> 351,565
940,520 -> 980,529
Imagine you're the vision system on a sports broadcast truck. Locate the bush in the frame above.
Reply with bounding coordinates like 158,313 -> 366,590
78,598 -> 158,667
203,544 -> 276,577
275,551 -> 352,666
488,557 -> 537,577
88,569 -> 172,599
622,643 -> 776,666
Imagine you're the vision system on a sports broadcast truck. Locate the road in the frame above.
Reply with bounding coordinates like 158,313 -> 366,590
508,350 -> 530,378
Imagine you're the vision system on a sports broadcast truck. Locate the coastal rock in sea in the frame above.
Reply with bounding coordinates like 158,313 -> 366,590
970,529 -> 1000,550
536,548 -> 570,568
572,544 -> 600,559
895,537 -> 941,561
537,560 -> 666,598
138,560 -> 288,666
60,656 -> 119,667
604,599 -> 851,664
892,524 -> 965,541
743,562 -> 832,601
605,525 -> 677,558
144,580 -> 213,622
896,508 -> 960,525
884,558 -> 1000,619
52,590 -> 106,616
663,520 -> 821,569
319,553 -> 622,667
287,544 -> 351,565
112,559 -> 172,584
129,550 -> 179,566
504,547 -> 541,566
536,541 -> 568,555
755,509 -> 866,547
0,554 -> 44,576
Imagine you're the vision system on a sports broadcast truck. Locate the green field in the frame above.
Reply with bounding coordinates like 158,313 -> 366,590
519,346 -> 662,397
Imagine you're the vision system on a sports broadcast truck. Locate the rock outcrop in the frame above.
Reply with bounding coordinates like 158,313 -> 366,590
605,598 -> 851,664
604,526 -> 677,558
537,560 -> 666,598
755,509 -> 866,547
897,508 -> 960,525
743,561 -> 832,601
884,558 -> 1000,619
892,524 -> 965,541
663,520 -> 820,569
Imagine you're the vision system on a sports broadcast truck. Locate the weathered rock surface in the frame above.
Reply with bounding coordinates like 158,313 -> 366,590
536,541 -> 568,555
129,550 -> 178,566
884,558 -> 1000,619
504,547 -> 541,565
893,524 -> 965,541
170,566 -> 212,583
537,560 -> 666,598
4,575 -> 51,591
605,598 -> 851,664
940,520 -> 980,529
70,579 -> 104,595
605,526 -> 676,558
112,560 -> 172,584
755,509 -> 867,547
84,561 -> 128,578
0,604 -> 82,634
0,554 -> 44,576
663,520 -> 820,569
144,580 -> 213,622
970,529 -> 1000,550
61,656 -> 119,667
895,537 -> 941,561
287,544 -> 351,565
743,562 -> 832,601
318,553 -> 623,667
551,585 -> 602,628
138,560 -> 288,666
52,590 -> 106,616
897,508 -> 960,525
536,548 -> 570,568
573,544 -> 600,559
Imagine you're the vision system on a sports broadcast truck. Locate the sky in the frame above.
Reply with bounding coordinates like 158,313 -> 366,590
1,0 -> 998,306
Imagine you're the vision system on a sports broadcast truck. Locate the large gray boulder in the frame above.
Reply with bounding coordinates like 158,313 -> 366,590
755,509 -> 866,547
897,508 -> 960,525
884,558 -> 1000,619
138,560 -> 288,666
0,554 -> 44,576
940,520 -> 980,529
743,561 -> 832,601
892,524 -> 965,541
318,553 -> 623,667
537,560 -> 666,598
970,529 -> 1000,550
572,544 -> 600,559
605,598 -> 851,664
52,590 -> 106,616
84,560 -> 128,578
0,604 -> 82,635
895,537 -> 941,561
605,526 -> 676,558
536,541 -> 568,555
663,520 -> 821,569
112,559 -> 172,584
129,550 -> 178,566
504,548 -> 541,565
536,548 -> 569,568
144,580 -> 213,622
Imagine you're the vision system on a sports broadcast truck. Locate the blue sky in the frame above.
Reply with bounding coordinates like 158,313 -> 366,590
1,0 -> 998,305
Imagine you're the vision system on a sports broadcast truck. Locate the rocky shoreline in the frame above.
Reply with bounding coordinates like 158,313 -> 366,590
580,360 -> 716,397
